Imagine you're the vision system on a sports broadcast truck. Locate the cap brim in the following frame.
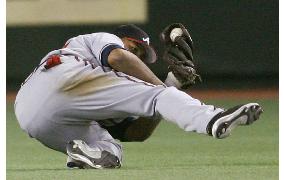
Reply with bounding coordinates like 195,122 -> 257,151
141,44 -> 157,64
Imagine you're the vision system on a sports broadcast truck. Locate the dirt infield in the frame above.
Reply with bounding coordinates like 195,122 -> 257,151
187,88 -> 278,100
6,88 -> 278,103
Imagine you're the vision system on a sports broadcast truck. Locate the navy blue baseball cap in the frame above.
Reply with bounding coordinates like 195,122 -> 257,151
113,24 -> 157,64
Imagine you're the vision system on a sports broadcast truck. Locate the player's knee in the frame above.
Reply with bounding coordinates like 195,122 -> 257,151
133,133 -> 151,142
122,131 -> 152,142
121,118 -> 161,142
101,117 -> 160,142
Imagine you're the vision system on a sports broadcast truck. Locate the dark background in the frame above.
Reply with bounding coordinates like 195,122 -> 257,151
7,0 -> 278,90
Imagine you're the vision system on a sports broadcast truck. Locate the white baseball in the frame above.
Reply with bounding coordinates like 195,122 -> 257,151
170,28 -> 183,42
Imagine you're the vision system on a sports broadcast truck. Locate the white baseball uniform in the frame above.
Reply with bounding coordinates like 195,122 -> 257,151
14,32 -> 223,162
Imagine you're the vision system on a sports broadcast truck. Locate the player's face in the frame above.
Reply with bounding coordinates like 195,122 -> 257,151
122,38 -> 146,61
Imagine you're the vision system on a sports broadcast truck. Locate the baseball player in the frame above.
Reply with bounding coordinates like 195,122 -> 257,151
14,23 -> 263,169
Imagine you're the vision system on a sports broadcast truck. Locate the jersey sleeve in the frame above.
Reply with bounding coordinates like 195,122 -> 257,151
87,33 -> 125,67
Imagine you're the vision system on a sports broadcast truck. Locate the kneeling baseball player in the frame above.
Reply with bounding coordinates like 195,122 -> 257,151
14,23 -> 263,169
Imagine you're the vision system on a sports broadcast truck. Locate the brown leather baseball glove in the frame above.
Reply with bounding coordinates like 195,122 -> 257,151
160,23 -> 201,89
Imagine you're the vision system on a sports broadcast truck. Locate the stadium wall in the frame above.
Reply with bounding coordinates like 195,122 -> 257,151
7,0 -> 278,90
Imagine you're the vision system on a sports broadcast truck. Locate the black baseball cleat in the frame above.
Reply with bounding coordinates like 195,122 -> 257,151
66,140 -> 121,169
66,155 -> 90,169
206,103 -> 263,139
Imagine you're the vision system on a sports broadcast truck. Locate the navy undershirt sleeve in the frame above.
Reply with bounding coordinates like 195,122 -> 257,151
101,44 -> 124,68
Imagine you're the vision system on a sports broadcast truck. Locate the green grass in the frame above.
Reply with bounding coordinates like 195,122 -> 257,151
7,98 -> 278,180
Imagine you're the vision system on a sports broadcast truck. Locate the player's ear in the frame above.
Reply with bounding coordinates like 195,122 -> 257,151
119,37 -> 126,46
120,37 -> 132,51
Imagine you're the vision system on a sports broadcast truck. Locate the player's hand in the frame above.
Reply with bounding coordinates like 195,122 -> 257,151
160,23 -> 201,89
163,44 -> 201,89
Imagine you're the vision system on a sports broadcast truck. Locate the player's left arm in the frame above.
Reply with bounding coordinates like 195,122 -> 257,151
87,33 -> 164,86
108,48 -> 165,86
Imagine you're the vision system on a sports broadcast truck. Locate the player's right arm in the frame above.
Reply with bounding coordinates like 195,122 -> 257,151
108,48 -> 164,86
